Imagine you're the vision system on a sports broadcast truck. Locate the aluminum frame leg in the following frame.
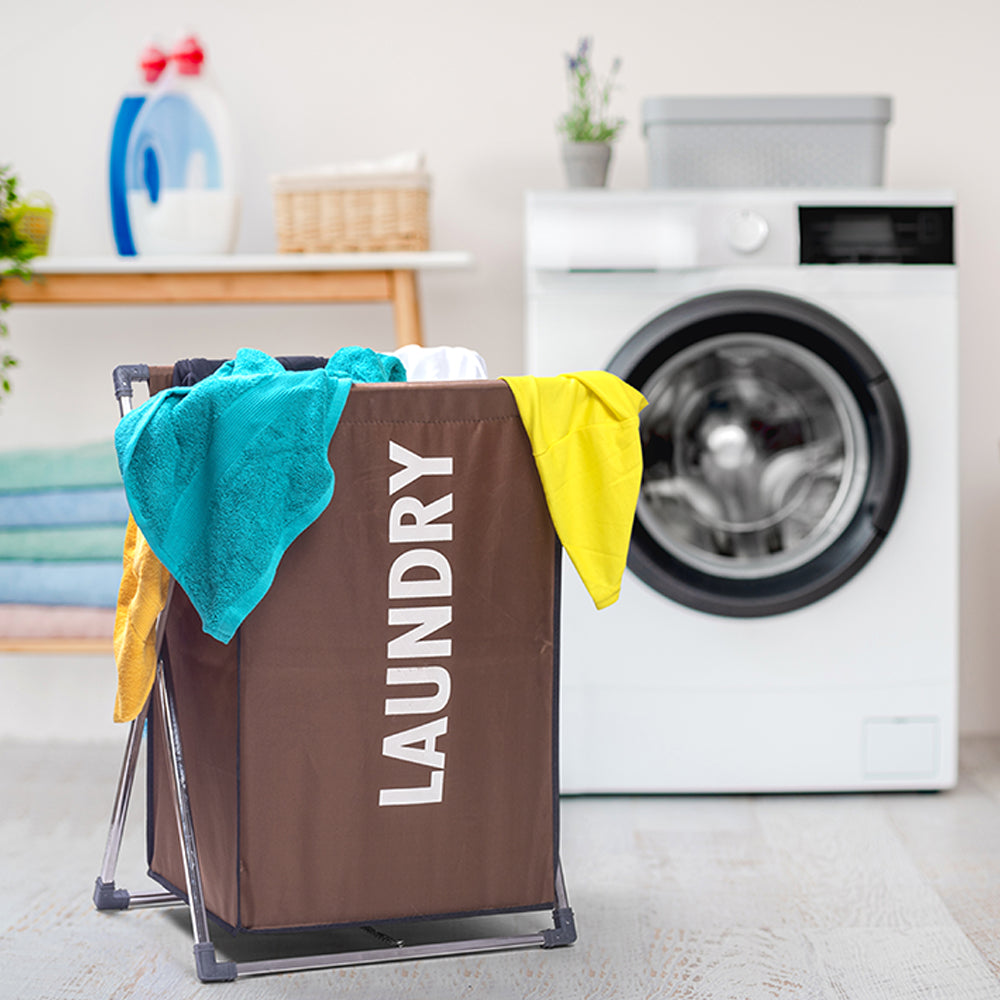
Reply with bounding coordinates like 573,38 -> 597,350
92,697 -> 180,911
155,657 -> 237,982
93,581 -> 181,913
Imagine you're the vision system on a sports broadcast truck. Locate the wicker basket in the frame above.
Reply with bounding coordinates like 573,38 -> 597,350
12,192 -> 54,256
272,171 -> 430,253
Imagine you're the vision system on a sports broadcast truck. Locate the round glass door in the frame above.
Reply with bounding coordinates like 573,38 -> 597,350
609,291 -> 908,617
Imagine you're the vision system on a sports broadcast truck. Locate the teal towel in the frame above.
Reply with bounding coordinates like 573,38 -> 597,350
116,347 -> 404,643
0,524 -> 127,561
0,440 -> 122,495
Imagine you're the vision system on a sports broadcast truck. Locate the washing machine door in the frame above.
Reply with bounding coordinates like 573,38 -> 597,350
609,290 -> 908,617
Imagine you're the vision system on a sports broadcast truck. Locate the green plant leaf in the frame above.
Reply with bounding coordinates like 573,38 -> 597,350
0,163 -> 39,404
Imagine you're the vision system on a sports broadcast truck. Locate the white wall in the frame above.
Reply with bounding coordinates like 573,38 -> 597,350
3,0 -> 1000,733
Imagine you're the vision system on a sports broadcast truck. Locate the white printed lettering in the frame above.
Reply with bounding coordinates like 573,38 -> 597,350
387,606 -> 452,659
378,770 -> 444,806
389,494 -> 453,544
388,548 -> 453,600
388,441 -> 453,496
381,717 -> 448,769
380,441 -> 455,808
384,666 -> 452,716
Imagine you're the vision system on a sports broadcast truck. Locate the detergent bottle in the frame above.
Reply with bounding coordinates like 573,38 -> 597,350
108,43 -> 167,255
123,35 -> 240,254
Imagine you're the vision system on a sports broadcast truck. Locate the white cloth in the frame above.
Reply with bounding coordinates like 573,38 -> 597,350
270,152 -> 428,192
279,151 -> 425,180
392,346 -> 489,382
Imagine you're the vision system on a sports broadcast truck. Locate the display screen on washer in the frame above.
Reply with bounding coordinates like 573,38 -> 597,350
799,206 -> 954,265
610,290 -> 908,618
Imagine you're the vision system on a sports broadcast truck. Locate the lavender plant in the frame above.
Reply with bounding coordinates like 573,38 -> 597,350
557,37 -> 625,143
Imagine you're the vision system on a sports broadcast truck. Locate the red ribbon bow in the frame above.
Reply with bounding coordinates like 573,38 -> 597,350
139,36 -> 205,84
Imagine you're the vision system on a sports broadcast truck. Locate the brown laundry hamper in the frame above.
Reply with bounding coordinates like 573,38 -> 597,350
93,364 -> 575,982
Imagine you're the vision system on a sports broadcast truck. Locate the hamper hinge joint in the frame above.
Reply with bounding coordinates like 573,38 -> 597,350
93,878 -> 130,911
543,905 -> 577,947
194,943 -> 237,982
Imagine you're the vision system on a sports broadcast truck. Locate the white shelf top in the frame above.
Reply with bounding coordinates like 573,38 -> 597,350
30,251 -> 474,275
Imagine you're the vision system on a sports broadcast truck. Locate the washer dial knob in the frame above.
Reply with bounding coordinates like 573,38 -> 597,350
726,210 -> 770,254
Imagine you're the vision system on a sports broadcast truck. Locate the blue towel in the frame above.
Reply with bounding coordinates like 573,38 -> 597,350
116,347 -> 404,643
0,487 -> 130,528
0,561 -> 123,608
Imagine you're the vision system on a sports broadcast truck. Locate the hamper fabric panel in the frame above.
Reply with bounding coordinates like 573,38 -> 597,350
148,381 -> 558,932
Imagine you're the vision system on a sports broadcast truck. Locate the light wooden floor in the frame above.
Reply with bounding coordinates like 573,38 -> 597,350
4,737 -> 1000,999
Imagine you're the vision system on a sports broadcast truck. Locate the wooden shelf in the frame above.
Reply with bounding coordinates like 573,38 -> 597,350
1,251 -> 474,348
0,637 -> 112,654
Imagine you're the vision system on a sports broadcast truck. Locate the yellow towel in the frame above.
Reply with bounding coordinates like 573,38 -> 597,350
500,372 -> 647,610
113,515 -> 171,722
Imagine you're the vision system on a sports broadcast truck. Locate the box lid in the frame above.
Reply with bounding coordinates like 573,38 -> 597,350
642,95 -> 893,126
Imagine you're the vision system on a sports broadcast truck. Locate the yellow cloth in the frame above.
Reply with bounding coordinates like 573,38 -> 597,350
113,515 -> 171,722
500,372 -> 647,610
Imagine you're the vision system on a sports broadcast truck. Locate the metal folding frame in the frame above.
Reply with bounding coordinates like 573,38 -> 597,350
91,364 -> 577,982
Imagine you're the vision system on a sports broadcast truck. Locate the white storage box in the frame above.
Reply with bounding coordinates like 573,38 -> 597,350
642,95 -> 892,188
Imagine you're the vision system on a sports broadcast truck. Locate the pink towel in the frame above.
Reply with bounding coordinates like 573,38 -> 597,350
0,604 -> 115,639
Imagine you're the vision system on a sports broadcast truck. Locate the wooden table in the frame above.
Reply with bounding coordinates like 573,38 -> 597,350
2,251 -> 474,349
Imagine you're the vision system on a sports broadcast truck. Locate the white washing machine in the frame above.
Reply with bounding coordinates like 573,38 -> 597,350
525,189 -> 958,793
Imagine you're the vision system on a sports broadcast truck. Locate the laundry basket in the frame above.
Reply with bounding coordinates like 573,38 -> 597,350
93,368 -> 575,981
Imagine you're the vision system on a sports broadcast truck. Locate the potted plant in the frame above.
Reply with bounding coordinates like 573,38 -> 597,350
0,165 -> 42,404
556,38 -> 625,188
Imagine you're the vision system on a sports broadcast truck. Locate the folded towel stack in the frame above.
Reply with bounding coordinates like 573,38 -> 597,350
0,440 -> 129,641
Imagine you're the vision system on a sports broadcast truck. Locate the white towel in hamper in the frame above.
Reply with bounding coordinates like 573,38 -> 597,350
392,345 -> 489,382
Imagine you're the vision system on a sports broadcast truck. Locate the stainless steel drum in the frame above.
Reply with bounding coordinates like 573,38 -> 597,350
610,290 -> 907,617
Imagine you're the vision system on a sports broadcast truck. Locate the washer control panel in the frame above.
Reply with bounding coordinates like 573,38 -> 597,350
525,192 -> 955,271
698,199 -> 796,266
725,209 -> 770,254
